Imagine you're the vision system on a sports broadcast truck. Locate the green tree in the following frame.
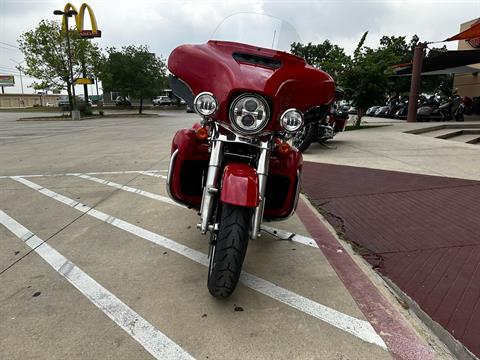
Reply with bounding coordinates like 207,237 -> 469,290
100,45 -> 167,114
291,40 -> 351,81
379,35 -> 419,95
340,32 -> 402,126
18,19 -> 101,110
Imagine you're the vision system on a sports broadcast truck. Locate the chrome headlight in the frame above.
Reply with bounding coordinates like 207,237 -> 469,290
280,108 -> 303,133
194,92 -> 217,116
229,94 -> 270,135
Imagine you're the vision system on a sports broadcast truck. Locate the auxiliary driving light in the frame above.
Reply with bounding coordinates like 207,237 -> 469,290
280,109 -> 303,133
194,92 -> 217,116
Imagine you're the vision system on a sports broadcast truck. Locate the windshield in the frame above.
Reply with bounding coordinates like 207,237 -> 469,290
211,13 -> 301,52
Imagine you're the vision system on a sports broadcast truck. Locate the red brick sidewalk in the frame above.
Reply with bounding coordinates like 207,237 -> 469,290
302,162 -> 480,357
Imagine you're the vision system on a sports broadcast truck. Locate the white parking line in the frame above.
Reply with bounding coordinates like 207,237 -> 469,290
74,174 -> 184,208
12,176 -> 386,349
0,210 -> 195,360
73,173 -> 315,248
138,171 -> 168,179
0,170 -> 165,179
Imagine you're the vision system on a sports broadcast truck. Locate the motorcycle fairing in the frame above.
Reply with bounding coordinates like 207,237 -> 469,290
168,41 -> 336,132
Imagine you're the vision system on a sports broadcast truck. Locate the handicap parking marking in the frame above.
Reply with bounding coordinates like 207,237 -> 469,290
0,210 -> 195,360
12,176 -> 387,349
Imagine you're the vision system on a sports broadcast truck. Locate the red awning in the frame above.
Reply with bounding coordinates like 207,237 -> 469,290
445,19 -> 480,41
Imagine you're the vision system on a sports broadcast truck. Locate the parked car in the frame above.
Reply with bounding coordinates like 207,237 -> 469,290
152,96 -> 173,106
115,96 -> 131,106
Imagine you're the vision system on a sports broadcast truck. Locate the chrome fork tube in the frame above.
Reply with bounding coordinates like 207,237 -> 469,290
199,139 -> 223,234
251,147 -> 270,239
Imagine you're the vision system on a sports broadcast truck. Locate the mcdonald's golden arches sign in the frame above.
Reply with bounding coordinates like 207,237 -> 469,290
62,3 -> 101,38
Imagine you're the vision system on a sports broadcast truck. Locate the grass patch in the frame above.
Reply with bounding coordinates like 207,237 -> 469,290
345,124 -> 390,131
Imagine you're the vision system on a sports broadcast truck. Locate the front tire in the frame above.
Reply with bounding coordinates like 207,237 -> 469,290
208,204 -> 251,298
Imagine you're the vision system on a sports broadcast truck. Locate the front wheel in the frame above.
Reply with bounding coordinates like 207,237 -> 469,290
292,122 -> 318,152
208,204 -> 251,298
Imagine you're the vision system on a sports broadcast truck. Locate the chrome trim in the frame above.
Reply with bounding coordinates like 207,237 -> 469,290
229,93 -> 270,136
217,122 -> 272,149
199,122 -> 275,236
194,91 -> 217,117
166,149 -> 179,200
199,127 -> 223,234
251,146 -> 270,240
280,108 -> 304,133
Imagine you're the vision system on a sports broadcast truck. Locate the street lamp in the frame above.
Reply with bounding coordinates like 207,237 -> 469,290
53,9 -> 80,120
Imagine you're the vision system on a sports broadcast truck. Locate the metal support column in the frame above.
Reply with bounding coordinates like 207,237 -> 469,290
407,43 -> 426,123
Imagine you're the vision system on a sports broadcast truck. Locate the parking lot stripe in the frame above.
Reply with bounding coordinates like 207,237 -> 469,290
0,170 -> 164,179
12,176 -> 387,349
0,210 -> 195,360
138,171 -> 168,179
74,174 -> 315,248
74,174 -> 184,208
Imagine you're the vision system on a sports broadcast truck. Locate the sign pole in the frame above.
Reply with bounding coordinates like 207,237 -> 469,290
64,14 -> 80,121
19,69 -> 24,94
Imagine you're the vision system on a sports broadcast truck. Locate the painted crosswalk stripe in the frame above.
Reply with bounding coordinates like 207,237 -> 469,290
0,210 -> 195,360
12,176 -> 386,349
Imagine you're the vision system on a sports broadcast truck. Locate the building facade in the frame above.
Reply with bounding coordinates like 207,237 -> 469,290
454,18 -> 480,97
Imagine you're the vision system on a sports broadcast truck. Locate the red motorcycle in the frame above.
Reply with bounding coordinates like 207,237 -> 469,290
166,14 -> 336,297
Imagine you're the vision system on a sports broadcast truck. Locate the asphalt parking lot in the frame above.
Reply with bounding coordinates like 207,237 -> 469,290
0,110 -> 446,359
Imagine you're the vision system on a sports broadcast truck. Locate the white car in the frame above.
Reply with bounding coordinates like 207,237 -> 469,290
152,96 -> 173,106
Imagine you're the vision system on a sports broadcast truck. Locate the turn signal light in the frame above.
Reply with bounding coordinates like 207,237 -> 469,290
277,141 -> 292,155
195,126 -> 209,141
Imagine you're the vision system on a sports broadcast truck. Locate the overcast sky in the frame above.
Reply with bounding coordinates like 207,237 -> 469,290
1,0 -> 479,94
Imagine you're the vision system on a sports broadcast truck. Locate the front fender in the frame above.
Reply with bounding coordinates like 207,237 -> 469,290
220,163 -> 259,208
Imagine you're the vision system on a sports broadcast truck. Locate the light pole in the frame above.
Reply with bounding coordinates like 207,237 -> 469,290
53,9 -> 80,120
9,59 -> 25,95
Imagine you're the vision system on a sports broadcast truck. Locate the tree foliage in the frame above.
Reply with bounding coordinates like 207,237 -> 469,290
340,31 -> 405,125
291,32 -> 453,127
100,45 -> 167,114
18,19 -> 101,106
291,40 -> 351,81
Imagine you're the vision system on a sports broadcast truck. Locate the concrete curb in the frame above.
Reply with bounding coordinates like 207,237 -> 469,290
296,198 -> 436,359
383,277 -> 478,360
